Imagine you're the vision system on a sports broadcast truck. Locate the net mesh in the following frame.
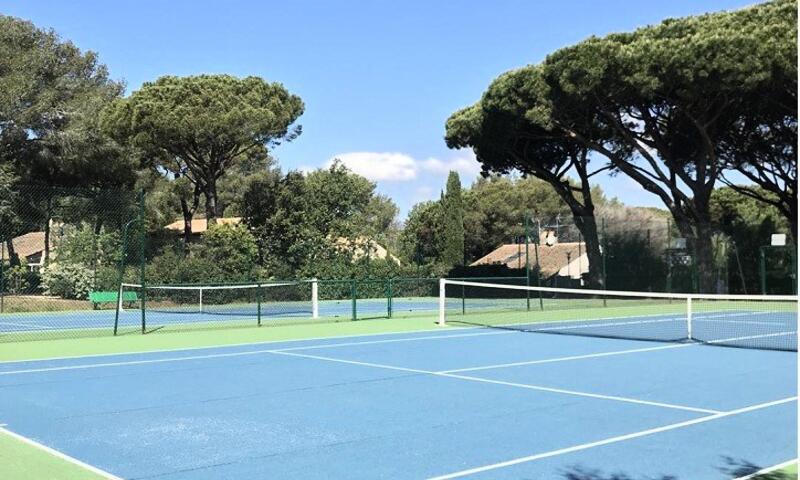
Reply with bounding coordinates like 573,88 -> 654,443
440,280 -> 798,351
120,281 -> 314,332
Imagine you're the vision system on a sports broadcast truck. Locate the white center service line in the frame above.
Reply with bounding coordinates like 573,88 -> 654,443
270,350 -> 720,414
426,397 -> 797,480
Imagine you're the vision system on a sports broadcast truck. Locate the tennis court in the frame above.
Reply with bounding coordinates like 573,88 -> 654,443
0,282 -> 796,479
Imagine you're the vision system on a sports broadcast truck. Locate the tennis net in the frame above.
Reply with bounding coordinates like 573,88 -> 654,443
438,279 -> 798,351
119,281 -> 317,330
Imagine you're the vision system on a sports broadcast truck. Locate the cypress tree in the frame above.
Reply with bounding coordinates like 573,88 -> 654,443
441,171 -> 465,268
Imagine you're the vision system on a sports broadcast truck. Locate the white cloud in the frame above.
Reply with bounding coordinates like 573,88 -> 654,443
327,152 -> 418,181
326,150 -> 481,183
419,154 -> 481,178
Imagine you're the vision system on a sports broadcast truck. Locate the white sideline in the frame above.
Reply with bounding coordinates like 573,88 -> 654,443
426,397 -> 798,480
0,330 -> 513,375
0,323 -> 486,365
0,425 -> 123,480
0,321 -> 57,330
271,350 -> 720,414
733,459 -> 798,479
439,343 -> 692,373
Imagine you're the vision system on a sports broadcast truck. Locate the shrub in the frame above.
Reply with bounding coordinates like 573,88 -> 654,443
41,263 -> 94,299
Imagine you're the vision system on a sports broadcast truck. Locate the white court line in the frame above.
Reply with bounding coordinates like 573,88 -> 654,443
707,331 -> 797,345
0,321 -> 58,330
271,350 -> 720,414
0,330 -> 515,376
733,459 -> 798,479
427,397 -> 797,480
439,343 -> 693,374
0,323 -> 485,365
0,425 -> 123,480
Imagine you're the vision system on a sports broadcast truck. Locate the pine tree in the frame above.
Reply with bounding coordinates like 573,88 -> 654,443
441,171 -> 465,268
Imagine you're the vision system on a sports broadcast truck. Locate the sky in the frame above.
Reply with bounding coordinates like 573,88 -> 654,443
1,0 -> 755,219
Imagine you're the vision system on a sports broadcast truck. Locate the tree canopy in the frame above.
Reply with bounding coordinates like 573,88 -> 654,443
102,74 -> 305,225
445,0 -> 796,291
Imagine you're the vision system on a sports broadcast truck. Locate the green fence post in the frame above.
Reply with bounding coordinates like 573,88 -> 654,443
138,190 -> 147,334
257,283 -> 262,326
351,279 -> 357,321
387,278 -> 393,319
0,242 -> 4,314
602,218 -> 607,307
113,220 -> 131,336
759,246 -> 767,295
524,213 -> 531,311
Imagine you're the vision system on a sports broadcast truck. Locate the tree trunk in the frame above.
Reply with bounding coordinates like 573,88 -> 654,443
204,178 -> 218,225
573,214 -> 604,288
5,239 -> 19,267
180,198 -> 194,254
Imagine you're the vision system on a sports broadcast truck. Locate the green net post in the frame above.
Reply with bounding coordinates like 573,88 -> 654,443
387,278 -> 393,319
351,279 -> 357,321
138,190 -> 147,334
257,283 -> 262,326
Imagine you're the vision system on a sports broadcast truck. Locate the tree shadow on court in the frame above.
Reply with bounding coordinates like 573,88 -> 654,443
558,457 -> 794,480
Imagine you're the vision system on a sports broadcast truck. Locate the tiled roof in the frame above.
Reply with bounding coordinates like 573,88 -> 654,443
1,232 -> 53,263
470,242 -> 587,277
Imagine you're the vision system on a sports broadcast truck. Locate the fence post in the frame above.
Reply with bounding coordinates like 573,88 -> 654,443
387,278 -> 393,319
138,190 -> 147,334
438,278 -> 446,326
311,278 -> 319,319
351,279 -> 357,321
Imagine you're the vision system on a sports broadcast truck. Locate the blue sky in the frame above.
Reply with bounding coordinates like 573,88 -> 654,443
1,0 -> 754,219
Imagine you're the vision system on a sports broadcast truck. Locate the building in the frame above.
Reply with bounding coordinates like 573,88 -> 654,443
163,217 -> 243,236
470,231 -> 589,284
0,232 -> 55,271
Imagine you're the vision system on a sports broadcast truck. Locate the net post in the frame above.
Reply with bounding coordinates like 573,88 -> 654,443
686,296 -> 693,341
438,278 -> 446,326
311,278 -> 319,319
199,288 -> 204,314
256,283 -> 262,327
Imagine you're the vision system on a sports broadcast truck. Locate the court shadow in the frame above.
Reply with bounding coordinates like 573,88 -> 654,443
560,466 -> 676,480
559,457 -> 795,480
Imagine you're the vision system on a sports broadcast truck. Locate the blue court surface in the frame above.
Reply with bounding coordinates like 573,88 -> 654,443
0,326 -> 796,479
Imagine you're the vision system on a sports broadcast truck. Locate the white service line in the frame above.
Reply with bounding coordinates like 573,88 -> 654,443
271,350 -> 720,414
439,343 -> 693,374
427,396 -> 798,480
0,425 -> 123,480
732,459 -> 798,479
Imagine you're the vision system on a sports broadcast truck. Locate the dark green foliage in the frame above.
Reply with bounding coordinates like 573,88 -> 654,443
445,0 -> 796,292
710,186 -> 792,294
102,74 -> 304,224
440,172 -> 465,268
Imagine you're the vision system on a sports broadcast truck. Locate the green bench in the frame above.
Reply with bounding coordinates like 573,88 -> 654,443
89,291 -> 138,310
